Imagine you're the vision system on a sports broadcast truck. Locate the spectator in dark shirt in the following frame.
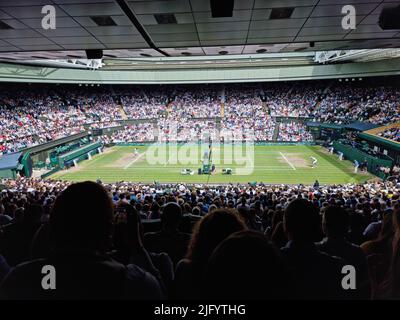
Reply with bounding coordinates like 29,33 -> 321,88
149,202 -> 161,220
281,198 -> 346,299
144,202 -> 191,266
317,206 -> 370,298
270,221 -> 288,249
347,213 -> 366,245
112,202 -> 173,294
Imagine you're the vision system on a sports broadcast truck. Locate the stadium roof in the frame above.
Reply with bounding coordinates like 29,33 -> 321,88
0,0 -> 399,62
345,121 -> 380,131
306,122 -> 344,129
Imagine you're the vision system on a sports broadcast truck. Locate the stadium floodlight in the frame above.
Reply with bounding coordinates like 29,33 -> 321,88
210,0 -> 234,17
86,49 -> 103,59
379,4 -> 400,29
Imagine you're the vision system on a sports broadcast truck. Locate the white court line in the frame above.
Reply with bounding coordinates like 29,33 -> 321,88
116,166 -> 293,170
124,152 -> 145,169
256,168 -> 294,171
279,152 -> 296,171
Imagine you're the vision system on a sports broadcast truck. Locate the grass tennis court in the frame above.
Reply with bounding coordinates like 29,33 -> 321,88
50,144 -> 375,185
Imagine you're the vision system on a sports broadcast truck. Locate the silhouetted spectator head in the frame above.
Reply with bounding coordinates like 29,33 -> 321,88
204,231 -> 292,299
184,202 -> 192,213
284,198 -> 321,242
208,204 -> 217,214
50,181 -> 113,252
23,204 -> 43,225
270,221 -> 288,248
135,202 -> 142,212
113,203 -> 143,247
13,207 -> 24,223
378,212 -> 395,241
126,205 -> 143,239
161,202 -> 182,231
271,210 -> 283,229
150,201 -> 160,213
322,206 -> 349,237
113,203 -> 143,254
6,204 -> 17,218
349,212 -> 364,231
227,200 -> 235,208
142,203 -> 150,214
192,206 -> 201,216
186,209 -> 247,266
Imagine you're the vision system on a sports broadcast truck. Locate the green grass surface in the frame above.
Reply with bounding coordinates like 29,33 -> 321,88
50,145 -> 375,185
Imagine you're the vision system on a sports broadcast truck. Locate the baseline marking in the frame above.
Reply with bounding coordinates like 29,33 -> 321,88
279,152 -> 296,171
123,152 -> 145,169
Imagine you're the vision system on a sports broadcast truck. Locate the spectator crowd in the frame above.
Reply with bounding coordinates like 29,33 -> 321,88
278,122 -> 314,142
0,175 -> 399,299
1,78 -> 400,154
379,127 -> 400,143
101,124 -> 156,143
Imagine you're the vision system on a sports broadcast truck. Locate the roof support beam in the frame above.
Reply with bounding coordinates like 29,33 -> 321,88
115,0 -> 169,57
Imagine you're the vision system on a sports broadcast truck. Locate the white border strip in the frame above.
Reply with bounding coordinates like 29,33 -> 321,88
279,152 -> 296,171
123,152 -> 145,169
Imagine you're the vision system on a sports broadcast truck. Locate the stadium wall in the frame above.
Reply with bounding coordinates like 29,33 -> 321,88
358,133 -> 400,165
333,141 -> 393,178
24,132 -> 90,155
114,142 -> 315,146
0,169 -> 15,179
1,58 -> 400,84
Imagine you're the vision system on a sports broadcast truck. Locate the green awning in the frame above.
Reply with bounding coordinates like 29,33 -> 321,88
320,123 -> 344,130
306,122 -> 344,130
359,133 -> 400,152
